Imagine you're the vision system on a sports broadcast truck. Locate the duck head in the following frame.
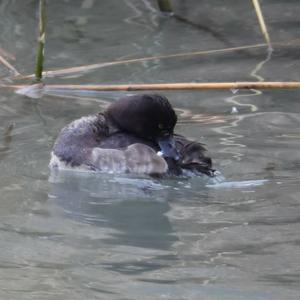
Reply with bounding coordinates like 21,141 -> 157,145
105,94 -> 180,160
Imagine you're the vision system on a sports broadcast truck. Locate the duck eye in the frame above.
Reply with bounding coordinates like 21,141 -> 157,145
158,123 -> 164,129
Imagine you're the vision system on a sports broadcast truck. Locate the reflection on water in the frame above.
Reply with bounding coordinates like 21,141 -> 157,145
49,171 -> 178,251
1,0 -> 300,299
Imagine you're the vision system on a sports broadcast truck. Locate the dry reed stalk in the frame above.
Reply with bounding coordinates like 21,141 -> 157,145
0,47 -> 20,76
34,0 -> 46,81
0,47 -> 16,61
251,0 -> 272,49
15,43 -> 268,80
5,82 -> 300,93
0,54 -> 20,76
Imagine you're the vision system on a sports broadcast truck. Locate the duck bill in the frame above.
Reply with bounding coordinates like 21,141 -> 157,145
157,135 -> 181,161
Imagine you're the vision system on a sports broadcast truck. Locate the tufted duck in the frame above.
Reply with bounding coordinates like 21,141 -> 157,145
50,94 -> 214,176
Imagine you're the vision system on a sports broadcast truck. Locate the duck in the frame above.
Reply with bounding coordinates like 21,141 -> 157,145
50,94 -> 214,177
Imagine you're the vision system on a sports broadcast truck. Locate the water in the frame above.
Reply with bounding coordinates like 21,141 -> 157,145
0,0 -> 300,299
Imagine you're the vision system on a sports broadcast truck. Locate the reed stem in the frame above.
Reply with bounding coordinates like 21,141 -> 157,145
34,0 -> 46,82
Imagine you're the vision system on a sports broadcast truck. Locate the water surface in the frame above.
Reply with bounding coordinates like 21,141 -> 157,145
0,1 -> 300,299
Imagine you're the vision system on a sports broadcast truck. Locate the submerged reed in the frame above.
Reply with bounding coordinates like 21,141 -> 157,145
157,0 -> 173,14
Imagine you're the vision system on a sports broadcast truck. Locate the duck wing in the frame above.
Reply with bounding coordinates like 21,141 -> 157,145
89,143 -> 167,175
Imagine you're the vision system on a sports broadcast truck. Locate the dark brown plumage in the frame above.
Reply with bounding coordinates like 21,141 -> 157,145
50,94 -> 214,176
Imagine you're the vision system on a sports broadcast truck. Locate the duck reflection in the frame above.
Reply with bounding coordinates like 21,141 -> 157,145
49,171 -> 178,251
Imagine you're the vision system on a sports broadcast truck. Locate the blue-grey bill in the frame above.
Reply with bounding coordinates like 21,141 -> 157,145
157,136 -> 180,161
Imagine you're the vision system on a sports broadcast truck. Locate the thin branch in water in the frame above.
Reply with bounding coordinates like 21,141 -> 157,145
251,0 -> 272,50
0,47 -> 20,76
0,47 -> 16,61
15,43 -> 268,80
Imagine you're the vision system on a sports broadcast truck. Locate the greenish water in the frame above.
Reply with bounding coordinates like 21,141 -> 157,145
0,1 -> 300,299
